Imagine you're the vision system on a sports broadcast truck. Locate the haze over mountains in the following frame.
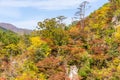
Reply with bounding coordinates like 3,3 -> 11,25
0,23 -> 32,35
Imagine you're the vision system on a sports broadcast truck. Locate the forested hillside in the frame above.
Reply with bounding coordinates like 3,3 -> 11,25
0,27 -> 20,45
0,0 -> 120,80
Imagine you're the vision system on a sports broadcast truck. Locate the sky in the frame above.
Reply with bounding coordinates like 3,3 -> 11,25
0,0 -> 108,30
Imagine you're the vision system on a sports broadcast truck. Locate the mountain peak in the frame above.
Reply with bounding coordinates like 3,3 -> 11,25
0,23 -> 32,35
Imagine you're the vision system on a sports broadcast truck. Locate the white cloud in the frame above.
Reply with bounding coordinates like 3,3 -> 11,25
0,0 -> 98,19
0,7 -> 21,18
0,0 -> 98,10
11,20 -> 38,30
11,20 -> 37,29
10,16 -> 72,30
9,15 -> 47,30
0,0 -> 99,29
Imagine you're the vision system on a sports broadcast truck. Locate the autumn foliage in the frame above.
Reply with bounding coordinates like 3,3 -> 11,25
1,0 -> 120,80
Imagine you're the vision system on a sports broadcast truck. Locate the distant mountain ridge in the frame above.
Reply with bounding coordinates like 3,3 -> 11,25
0,26 -> 7,31
0,23 -> 32,35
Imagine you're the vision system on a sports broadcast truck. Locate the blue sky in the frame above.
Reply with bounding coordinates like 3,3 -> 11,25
0,0 -> 108,30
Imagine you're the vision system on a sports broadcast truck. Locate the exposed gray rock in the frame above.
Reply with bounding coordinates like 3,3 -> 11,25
69,65 -> 79,80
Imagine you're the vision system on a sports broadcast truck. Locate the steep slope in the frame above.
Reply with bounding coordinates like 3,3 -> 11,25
84,0 -> 120,30
0,23 -> 32,35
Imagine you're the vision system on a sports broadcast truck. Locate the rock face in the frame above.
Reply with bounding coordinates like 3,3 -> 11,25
112,15 -> 120,26
0,23 -> 32,35
69,65 -> 79,80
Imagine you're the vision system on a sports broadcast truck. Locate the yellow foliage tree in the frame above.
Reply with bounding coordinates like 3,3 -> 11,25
30,37 -> 45,47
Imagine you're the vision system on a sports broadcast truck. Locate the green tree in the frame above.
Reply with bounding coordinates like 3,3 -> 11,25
37,17 -> 69,46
